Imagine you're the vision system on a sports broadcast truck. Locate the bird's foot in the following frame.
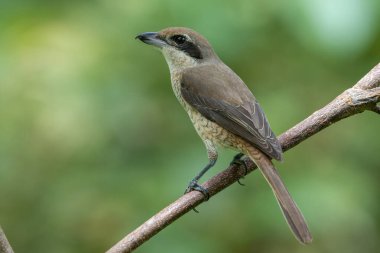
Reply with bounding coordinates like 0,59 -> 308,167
230,153 -> 248,186
184,180 -> 210,201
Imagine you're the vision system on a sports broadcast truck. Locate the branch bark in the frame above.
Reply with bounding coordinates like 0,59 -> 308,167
106,63 -> 380,253
0,226 -> 14,253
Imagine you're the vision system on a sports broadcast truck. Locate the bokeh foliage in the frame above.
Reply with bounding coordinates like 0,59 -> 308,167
1,0 -> 380,252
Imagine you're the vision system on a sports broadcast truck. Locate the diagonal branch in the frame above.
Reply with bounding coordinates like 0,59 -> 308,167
106,63 -> 380,253
371,104 -> 380,114
0,226 -> 14,253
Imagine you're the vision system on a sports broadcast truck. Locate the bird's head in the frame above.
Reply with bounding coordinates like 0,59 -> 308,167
136,27 -> 219,71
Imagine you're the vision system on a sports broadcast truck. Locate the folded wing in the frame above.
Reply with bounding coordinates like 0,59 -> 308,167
180,64 -> 283,161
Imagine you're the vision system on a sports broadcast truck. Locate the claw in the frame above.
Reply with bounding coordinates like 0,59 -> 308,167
230,153 -> 249,186
237,178 -> 245,186
184,180 -> 210,201
230,153 -> 244,166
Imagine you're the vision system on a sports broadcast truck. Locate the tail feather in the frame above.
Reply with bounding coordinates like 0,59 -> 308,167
247,148 -> 312,244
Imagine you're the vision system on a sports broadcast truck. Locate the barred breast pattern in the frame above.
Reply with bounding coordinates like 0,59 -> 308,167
170,71 -> 249,152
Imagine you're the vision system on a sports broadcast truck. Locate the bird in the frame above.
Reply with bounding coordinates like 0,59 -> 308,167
136,27 -> 312,244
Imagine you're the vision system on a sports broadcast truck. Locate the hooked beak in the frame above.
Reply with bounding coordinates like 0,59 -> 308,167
135,32 -> 166,48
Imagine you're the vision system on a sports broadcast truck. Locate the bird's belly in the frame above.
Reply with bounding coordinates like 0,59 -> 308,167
170,72 -> 247,152
187,107 -> 246,151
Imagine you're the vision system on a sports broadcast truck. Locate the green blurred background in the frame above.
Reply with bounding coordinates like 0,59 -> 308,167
1,0 -> 380,252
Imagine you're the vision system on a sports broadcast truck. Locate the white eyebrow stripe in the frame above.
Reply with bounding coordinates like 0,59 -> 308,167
183,34 -> 192,41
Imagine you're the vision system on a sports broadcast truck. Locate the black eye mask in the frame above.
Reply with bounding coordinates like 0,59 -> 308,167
169,35 -> 203,60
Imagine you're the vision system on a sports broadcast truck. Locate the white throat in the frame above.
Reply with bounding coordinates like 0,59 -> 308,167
161,47 -> 198,73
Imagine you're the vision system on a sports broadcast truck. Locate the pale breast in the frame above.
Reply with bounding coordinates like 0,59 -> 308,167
170,71 -> 247,151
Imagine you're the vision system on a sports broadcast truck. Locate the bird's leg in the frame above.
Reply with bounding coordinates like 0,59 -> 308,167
184,140 -> 217,201
184,159 -> 216,200
230,153 -> 248,185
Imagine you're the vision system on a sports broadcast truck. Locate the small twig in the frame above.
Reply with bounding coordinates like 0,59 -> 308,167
106,63 -> 380,253
0,226 -> 14,253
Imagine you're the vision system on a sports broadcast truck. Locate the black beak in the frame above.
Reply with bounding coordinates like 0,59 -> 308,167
135,32 -> 166,48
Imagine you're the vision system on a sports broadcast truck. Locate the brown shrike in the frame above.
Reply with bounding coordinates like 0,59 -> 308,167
136,27 -> 312,244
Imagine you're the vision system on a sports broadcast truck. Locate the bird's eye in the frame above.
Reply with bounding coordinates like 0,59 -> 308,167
171,35 -> 187,45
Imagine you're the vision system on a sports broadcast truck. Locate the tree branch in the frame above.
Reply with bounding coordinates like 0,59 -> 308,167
106,63 -> 380,253
0,226 -> 14,253
371,104 -> 380,114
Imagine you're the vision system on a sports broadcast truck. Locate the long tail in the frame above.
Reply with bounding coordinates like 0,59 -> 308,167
246,147 -> 312,244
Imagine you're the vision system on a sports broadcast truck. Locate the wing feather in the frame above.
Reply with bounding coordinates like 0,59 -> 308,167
180,64 -> 283,161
